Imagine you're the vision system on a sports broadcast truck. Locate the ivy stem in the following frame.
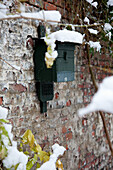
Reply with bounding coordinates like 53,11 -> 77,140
85,29 -> 113,157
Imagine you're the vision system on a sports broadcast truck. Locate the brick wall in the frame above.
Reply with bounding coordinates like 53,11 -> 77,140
0,1 -> 113,170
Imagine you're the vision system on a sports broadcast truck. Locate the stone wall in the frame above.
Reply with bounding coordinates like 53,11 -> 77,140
0,1 -> 113,170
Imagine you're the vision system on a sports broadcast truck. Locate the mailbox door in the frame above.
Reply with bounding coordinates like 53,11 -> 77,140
53,41 -> 75,82
33,39 -> 53,82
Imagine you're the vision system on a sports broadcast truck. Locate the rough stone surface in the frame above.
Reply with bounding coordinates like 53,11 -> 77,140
0,3 -> 113,170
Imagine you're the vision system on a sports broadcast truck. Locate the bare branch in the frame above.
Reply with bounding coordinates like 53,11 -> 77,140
0,57 -> 22,73
85,28 -> 113,157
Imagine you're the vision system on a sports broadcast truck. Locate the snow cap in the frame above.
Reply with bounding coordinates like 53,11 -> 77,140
49,29 -> 83,44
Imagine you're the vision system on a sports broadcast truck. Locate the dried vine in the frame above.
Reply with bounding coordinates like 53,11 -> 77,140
85,29 -> 113,156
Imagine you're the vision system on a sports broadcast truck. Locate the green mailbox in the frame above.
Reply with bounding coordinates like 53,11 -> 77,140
33,40 -> 75,83
33,26 -> 76,113
53,41 -> 75,82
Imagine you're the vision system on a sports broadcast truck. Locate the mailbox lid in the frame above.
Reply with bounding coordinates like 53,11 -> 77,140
55,41 -> 75,51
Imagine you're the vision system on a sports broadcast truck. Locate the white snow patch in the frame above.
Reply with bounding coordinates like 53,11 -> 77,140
44,29 -> 83,67
0,7 -> 61,24
88,28 -> 98,34
78,76 -> 113,117
86,0 -> 93,3
89,41 -> 101,52
3,146 -> 28,170
84,17 -> 90,24
0,106 -> 28,170
0,3 -> 7,8
49,29 -> 83,44
86,0 -> 98,7
12,65 -> 21,71
3,123 -> 13,142
21,10 -> 61,23
92,2 -> 98,8
104,23 -> 112,32
106,32 -> 111,40
45,51 -> 58,59
107,0 -> 113,6
0,106 -> 8,119
37,143 -> 66,170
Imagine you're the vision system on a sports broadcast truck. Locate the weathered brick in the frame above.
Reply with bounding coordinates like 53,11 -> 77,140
44,2 -> 57,10
0,97 -> 3,105
9,83 -> 27,93
62,126 -> 67,133
82,119 -> 87,126
47,0 -> 54,2
65,131 -> 72,141
54,0 -> 62,6
55,92 -> 59,99
66,100 -> 71,107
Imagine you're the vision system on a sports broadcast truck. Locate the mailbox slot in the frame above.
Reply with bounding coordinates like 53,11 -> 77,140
36,82 -> 54,113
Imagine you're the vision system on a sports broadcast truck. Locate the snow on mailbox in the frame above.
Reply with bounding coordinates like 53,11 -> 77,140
33,27 -> 83,113
34,29 -> 83,82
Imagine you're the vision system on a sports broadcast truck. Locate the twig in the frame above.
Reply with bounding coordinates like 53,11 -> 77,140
91,65 -> 113,74
0,15 -> 60,23
0,15 -> 102,28
86,44 -> 98,92
0,57 -> 22,73
99,111 -> 113,157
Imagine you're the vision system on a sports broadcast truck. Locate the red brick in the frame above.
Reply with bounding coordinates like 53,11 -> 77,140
31,0 -> 35,3
83,83 -> 91,88
54,0 -> 62,6
19,118 -> 24,122
82,119 -> 87,126
66,100 -> 71,107
9,84 -> 27,93
66,132 -> 72,141
55,92 -> 59,99
61,117 -> 68,122
44,2 -> 57,10
0,97 -> 3,105
84,163 -> 91,169
62,126 -> 67,133
78,84 -> 84,88
92,131 -> 95,137
82,128 -> 85,133
81,67 -> 85,72
2,87 -> 7,92
92,124 -> 96,130
47,0 -> 54,2
66,144 -> 68,150
80,74 -> 83,79
78,146 -> 81,153
84,89 -> 87,96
